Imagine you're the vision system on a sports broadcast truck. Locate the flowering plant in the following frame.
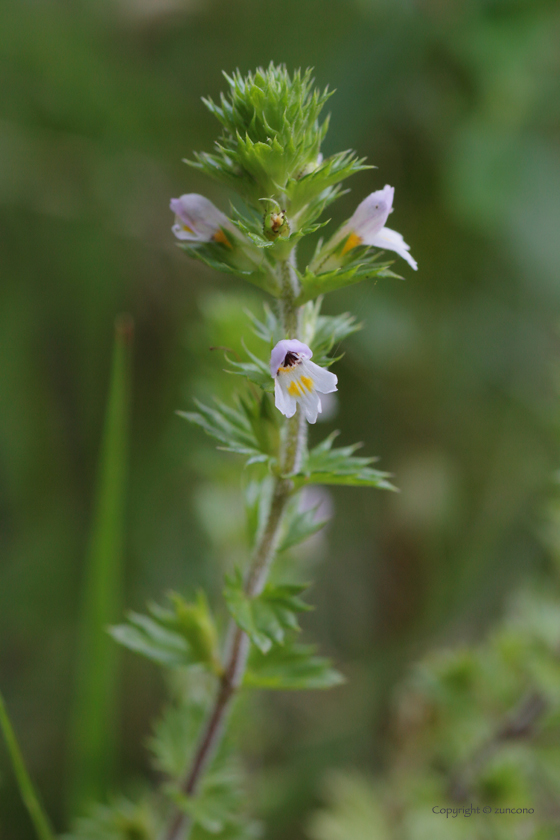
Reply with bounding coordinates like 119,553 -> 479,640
86,64 -> 416,840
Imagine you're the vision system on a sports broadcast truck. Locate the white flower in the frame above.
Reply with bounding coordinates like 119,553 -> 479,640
336,185 -> 417,270
270,339 -> 338,424
170,193 -> 234,246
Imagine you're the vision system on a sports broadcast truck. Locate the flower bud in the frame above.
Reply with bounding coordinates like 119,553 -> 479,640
263,209 -> 290,241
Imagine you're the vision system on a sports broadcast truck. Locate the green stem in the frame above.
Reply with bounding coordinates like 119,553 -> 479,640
0,690 -> 55,840
279,251 -> 299,338
162,257 -> 306,840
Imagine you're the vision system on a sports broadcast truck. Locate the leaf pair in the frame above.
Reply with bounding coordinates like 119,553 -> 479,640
224,573 -> 344,691
224,571 -> 312,653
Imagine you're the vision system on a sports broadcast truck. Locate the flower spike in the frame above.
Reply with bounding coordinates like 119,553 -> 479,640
270,339 -> 338,424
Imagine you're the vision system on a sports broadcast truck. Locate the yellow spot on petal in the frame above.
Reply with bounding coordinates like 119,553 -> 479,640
341,231 -> 362,255
288,381 -> 301,397
213,229 -> 232,248
181,223 -> 194,234
300,376 -> 313,392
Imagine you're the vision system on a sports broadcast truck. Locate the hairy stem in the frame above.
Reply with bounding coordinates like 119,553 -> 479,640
162,257 -> 305,840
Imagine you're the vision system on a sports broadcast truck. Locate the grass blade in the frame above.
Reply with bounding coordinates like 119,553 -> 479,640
67,314 -> 133,816
0,689 -> 55,840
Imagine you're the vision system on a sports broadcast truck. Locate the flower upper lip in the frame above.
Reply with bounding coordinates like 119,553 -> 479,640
269,339 -> 313,377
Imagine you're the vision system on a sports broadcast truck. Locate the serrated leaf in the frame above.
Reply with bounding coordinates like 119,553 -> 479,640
286,150 -> 372,214
296,259 -> 399,304
226,359 -> 273,391
225,352 -> 274,393
231,216 -> 276,249
150,591 -> 222,673
167,747 -> 260,840
245,303 -> 283,346
62,797 -> 158,840
109,593 -> 221,672
224,570 -> 312,653
245,642 -> 345,690
244,476 -> 275,547
109,614 -> 192,668
293,432 -> 396,491
311,312 -> 362,365
179,242 -> 278,296
149,698 -> 207,780
193,66 -> 332,208
178,397 -> 271,464
278,505 -> 328,551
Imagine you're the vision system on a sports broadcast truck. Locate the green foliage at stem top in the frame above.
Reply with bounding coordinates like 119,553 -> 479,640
188,63 -> 368,211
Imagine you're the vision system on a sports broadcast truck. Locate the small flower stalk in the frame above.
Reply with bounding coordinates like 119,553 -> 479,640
103,65 -> 414,840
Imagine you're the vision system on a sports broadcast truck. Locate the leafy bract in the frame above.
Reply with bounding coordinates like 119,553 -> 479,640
245,642 -> 345,690
109,592 -> 221,673
244,475 -> 275,547
178,396 -> 275,465
169,757 -> 251,836
225,346 -> 274,393
189,65 -> 332,207
224,570 -> 312,653
245,303 -> 284,346
247,300 -> 359,371
62,797 -> 158,840
296,259 -> 399,304
178,242 -> 278,297
157,711 -> 261,840
293,432 -> 396,491
285,149 -> 371,215
150,698 -> 207,780
300,303 -> 361,367
278,504 -> 329,552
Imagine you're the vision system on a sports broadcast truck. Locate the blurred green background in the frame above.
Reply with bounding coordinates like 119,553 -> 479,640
2,0 -> 560,837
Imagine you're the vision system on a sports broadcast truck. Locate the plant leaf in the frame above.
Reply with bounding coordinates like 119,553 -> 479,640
296,259 -> 399,304
109,593 -> 222,673
62,797 -> 158,840
293,432 -> 396,491
178,397 -> 272,463
278,505 -> 328,551
245,642 -> 345,690
179,242 -> 279,296
224,570 -> 312,653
